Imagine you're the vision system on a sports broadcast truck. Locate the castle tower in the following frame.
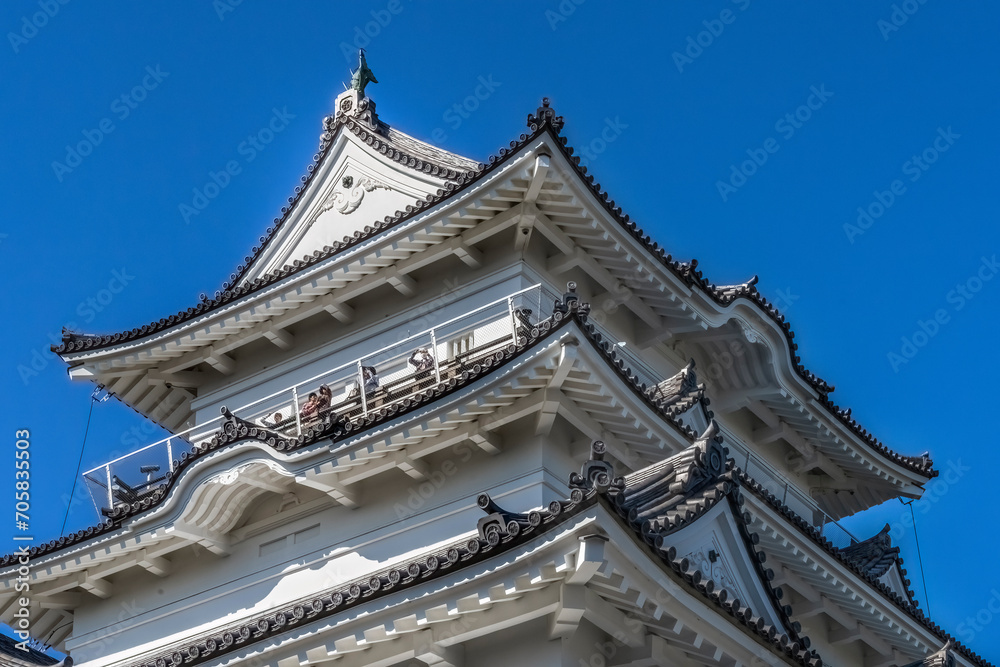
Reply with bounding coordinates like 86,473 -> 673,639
1,60 -> 985,667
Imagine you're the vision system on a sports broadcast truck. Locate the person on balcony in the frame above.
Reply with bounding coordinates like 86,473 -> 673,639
409,347 -> 434,374
317,384 -> 332,412
347,366 -> 380,399
300,392 -> 321,423
361,366 -> 378,393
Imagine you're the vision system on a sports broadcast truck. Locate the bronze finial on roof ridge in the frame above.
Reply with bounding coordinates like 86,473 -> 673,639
349,48 -> 378,97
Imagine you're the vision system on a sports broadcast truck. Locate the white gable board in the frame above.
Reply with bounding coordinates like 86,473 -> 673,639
240,90 -> 474,284
667,500 -> 788,632
244,132 -> 452,282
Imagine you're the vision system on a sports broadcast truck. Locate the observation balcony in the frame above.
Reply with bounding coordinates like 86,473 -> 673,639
81,285 -> 859,548
82,284 -> 557,516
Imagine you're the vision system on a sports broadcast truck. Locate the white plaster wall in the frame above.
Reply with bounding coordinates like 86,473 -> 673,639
65,410 -> 585,664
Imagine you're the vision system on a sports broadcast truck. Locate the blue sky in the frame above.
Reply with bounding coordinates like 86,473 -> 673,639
2,1 -> 998,661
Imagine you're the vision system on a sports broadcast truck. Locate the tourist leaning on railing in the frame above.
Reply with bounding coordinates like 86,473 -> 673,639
408,347 -> 434,373
300,392 -> 321,423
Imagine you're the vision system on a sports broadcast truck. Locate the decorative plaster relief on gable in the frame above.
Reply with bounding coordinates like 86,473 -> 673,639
684,537 -> 748,605
741,320 -> 763,344
318,174 -> 392,216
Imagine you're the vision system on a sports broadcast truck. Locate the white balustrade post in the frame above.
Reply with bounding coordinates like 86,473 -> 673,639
430,331 -> 441,385
166,438 -> 174,473
106,465 -> 113,509
292,387 -> 302,436
508,296 -> 517,346
533,285 -> 541,326
358,361 -> 368,417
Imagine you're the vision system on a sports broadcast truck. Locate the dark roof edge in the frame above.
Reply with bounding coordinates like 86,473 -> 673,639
125,483 -> 600,667
740,471 -> 994,667
536,101 -> 934,479
51,122 -> 539,358
229,103 -> 479,288
53,100 -> 930,474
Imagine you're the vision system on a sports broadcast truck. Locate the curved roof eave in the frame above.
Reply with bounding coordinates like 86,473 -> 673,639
7,299 -> 719,569
52,99 -> 934,478
742,472 -> 993,667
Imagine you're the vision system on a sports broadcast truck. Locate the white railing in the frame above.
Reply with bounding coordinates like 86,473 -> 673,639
716,426 -> 859,548
588,320 -> 666,391
83,284 -> 559,517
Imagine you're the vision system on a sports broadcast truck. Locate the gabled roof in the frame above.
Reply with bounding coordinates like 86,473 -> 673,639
575,430 -> 820,663
233,91 -> 479,285
837,523 -> 900,579
50,97 -> 935,483
504,434 -> 823,667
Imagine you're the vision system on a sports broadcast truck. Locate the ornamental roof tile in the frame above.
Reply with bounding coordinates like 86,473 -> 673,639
837,523 -> 900,579
901,642 -> 957,667
647,358 -> 706,417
